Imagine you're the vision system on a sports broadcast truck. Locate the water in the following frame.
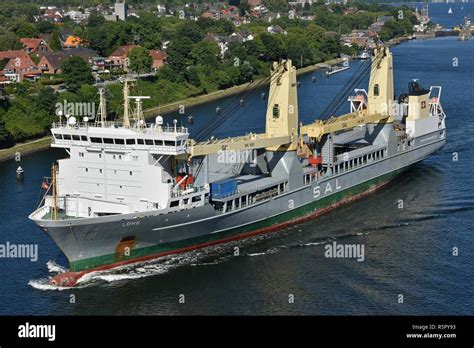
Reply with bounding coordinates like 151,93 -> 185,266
392,2 -> 474,29
0,36 -> 473,315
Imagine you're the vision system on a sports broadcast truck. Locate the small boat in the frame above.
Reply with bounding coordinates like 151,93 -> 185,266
326,65 -> 350,76
187,114 -> 194,124
359,51 -> 370,60
216,106 -> 221,114
448,7 -> 453,14
239,98 -> 245,106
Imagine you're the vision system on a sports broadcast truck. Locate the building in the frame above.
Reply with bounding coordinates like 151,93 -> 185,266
0,50 -> 41,82
63,36 -> 85,50
65,10 -> 90,24
108,44 -> 140,70
38,48 -> 98,75
20,38 -> 51,55
114,1 -> 128,21
149,50 -> 166,71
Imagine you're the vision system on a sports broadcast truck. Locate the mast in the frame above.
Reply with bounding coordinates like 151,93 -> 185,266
123,79 -> 131,128
97,88 -> 107,127
52,164 -> 57,220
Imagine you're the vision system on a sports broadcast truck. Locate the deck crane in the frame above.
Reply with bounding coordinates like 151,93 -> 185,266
186,59 -> 299,158
299,46 -> 395,142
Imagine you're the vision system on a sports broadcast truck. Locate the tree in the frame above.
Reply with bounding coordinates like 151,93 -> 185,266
49,30 -> 62,51
190,41 -> 220,67
166,37 -> 194,81
127,47 -> 153,77
238,2 -> 251,16
62,56 -> 94,93
0,32 -> 22,51
260,33 -> 286,62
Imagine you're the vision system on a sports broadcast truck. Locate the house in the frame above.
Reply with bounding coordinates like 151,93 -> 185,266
0,50 -> 40,82
63,36 -> 85,50
149,50 -> 166,71
40,9 -> 63,22
267,25 -> 287,35
65,10 -> 90,24
108,44 -> 140,70
38,48 -> 98,74
20,38 -> 51,55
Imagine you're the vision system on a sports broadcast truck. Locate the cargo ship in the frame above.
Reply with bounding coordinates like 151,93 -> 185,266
29,46 -> 446,287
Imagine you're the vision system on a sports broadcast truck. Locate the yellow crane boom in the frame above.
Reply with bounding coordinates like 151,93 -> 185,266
187,133 -> 292,158
299,110 -> 389,141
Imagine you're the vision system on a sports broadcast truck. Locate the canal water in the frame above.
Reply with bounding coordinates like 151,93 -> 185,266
0,36 -> 473,315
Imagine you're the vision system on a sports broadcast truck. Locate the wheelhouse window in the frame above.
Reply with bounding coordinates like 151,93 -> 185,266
126,139 -> 136,145
115,138 -> 125,145
103,138 -> 113,144
145,139 -> 153,145
81,135 -> 87,141
164,140 -> 175,147
90,137 -> 102,143
137,139 -> 144,145
63,134 -> 72,140
72,135 -> 80,141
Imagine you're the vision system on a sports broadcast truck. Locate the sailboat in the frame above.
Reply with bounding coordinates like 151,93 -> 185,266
448,7 -> 453,14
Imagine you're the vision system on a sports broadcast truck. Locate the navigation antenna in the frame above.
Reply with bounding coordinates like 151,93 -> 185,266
97,88 -> 107,127
128,96 -> 150,129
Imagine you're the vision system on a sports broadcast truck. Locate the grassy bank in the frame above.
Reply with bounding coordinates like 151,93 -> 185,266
0,137 -> 51,162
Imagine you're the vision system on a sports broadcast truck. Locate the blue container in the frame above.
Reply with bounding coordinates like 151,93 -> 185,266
211,178 -> 237,199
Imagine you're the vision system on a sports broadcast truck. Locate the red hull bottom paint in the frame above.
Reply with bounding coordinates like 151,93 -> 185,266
51,177 -> 395,287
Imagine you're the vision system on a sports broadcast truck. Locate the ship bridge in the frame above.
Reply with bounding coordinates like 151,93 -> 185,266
51,121 -> 189,156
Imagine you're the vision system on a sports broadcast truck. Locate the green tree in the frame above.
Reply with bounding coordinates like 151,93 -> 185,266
166,37 -> 194,81
190,41 -> 220,66
0,32 -> 22,51
62,56 -> 94,93
49,30 -> 62,51
127,47 -> 153,76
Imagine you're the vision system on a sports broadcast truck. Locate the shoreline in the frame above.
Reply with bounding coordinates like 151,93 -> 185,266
0,137 -> 52,162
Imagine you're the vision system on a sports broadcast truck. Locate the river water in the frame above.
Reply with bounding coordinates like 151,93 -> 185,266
0,35 -> 473,315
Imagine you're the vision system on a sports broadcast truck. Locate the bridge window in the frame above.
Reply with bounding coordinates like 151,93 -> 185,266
63,134 -> 72,140
103,138 -> 113,144
81,136 -> 87,141
53,134 -> 62,139
137,139 -> 144,145
165,141 -> 175,147
72,135 -> 80,141
115,138 -> 125,145
154,140 -> 163,146
126,139 -> 136,145
90,137 -> 102,143
374,84 -> 380,96
145,139 -> 153,145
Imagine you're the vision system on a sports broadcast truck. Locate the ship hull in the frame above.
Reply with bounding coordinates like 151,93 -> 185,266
33,133 -> 446,274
